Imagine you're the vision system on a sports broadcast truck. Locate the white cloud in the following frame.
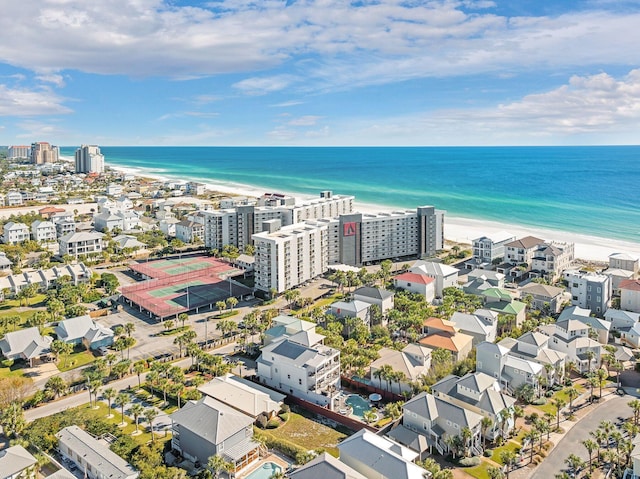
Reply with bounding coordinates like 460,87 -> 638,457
288,115 -> 322,126
0,0 -> 638,93
15,119 -> 68,139
0,84 -> 72,116
232,75 -> 297,95
35,73 -> 65,87
270,100 -> 304,107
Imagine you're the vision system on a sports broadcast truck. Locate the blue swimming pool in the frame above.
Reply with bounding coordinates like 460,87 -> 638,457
245,462 -> 282,479
346,394 -> 371,418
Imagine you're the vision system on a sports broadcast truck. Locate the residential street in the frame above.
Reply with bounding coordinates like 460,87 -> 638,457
528,394 -> 631,479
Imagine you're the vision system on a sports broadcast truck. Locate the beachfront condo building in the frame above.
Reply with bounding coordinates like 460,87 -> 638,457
202,191 -> 354,251
253,221 -> 328,293
7,145 -> 31,159
530,241 -> 575,282
75,144 -> 105,173
252,205 -> 445,293
563,270 -> 611,316
31,141 -> 59,164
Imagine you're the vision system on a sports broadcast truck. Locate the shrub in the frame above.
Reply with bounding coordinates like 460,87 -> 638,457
279,412 -> 290,422
459,456 -> 481,467
1,359 -> 14,367
531,398 -> 546,405
256,414 -> 268,429
254,429 -> 307,462
483,449 -> 493,457
266,419 -> 280,429
281,404 -> 291,414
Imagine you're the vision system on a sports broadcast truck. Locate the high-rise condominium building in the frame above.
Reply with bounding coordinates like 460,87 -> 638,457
31,142 -> 59,164
75,145 -> 105,173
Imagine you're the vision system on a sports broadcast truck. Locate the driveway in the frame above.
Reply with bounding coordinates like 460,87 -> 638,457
529,395 -> 631,479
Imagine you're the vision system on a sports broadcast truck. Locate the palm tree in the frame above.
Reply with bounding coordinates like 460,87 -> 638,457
215,301 -> 226,314
480,416 -> 493,448
206,454 -> 234,479
585,350 -> 596,373
133,360 -> 146,389
564,454 -> 584,476
178,313 -> 189,329
500,450 -> 517,479
130,403 -> 144,434
103,387 -> 116,418
114,392 -> 129,426
488,467 -> 505,479
460,426 -> 473,457
124,322 -> 135,337
582,439 -> 597,472
551,398 -> 566,430
144,408 -> 158,441
565,386 -> 579,411
44,376 -> 67,399
523,429 -> 537,463
629,399 -> 640,425
374,364 -> 394,393
226,296 -> 238,311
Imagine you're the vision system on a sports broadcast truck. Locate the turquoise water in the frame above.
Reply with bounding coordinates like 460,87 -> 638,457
346,394 -> 371,418
59,146 -> 640,244
245,462 -> 282,479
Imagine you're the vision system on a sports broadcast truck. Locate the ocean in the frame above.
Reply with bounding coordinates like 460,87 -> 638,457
60,146 -> 640,245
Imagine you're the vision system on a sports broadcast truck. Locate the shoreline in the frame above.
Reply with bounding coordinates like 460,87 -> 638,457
94,159 -> 640,263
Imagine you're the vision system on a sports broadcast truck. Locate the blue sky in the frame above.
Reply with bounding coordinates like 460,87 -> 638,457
0,0 -> 639,146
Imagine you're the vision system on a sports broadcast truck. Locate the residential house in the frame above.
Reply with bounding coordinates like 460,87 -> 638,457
449,309 -> 498,346
497,332 -> 566,386
55,315 -> 114,350
558,305 -> 611,344
481,288 -> 527,325
564,270 -> 611,316
499,236 -> 545,279
468,231 -> 515,269
115,210 -> 141,231
2,222 -> 30,244
59,232 -> 104,258
605,309 -> 640,331
263,315 -> 317,346
233,254 -> 255,273
337,429 -> 427,479
56,425 -> 139,479
393,271 -> 436,302
45,469 -> 76,479
175,220 -> 204,243
0,327 -> 52,366
409,260 -> 459,297
159,218 -> 180,237
609,253 -> 639,275
93,212 -> 123,232
538,319 -> 602,374
328,300 -> 371,333
5,191 -> 24,207
419,317 -> 474,362
621,280 -> 640,313
476,341 -> 543,394
626,432 -> 640,479
112,235 -> 146,253
38,206 -> 66,219
0,252 -> 12,273
605,268 -> 635,296
257,329 -> 340,408
530,241 -> 575,282
169,396 -> 259,473
52,214 -> 76,237
288,452 -> 368,479
353,286 -> 395,314
463,270 -> 505,296
0,445 -> 38,479
518,282 -> 566,314
619,323 -> 640,349
197,373 -> 285,419
369,344 -> 432,394
31,220 -> 57,242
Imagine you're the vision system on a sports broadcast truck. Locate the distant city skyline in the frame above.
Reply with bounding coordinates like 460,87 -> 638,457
0,0 -> 639,146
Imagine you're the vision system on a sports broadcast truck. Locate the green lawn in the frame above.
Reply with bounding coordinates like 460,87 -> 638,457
534,384 -> 585,415
492,440 -> 522,465
88,402 -> 156,445
259,410 -> 348,457
57,349 -> 97,372
465,461 -> 493,479
0,360 -> 29,379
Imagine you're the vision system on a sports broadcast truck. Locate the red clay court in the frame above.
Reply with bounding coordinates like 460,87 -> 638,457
121,254 -> 251,319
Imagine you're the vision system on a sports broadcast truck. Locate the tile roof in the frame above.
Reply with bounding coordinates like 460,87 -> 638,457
621,279 -> 640,292
394,272 -> 434,285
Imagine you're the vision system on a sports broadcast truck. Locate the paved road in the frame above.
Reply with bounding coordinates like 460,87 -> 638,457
530,395 -> 631,479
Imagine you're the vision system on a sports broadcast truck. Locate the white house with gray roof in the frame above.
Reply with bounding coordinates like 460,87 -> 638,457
338,429 -> 428,479
558,305 -> 611,344
56,425 -> 138,479
353,286 -> 395,313
468,231 -> 515,269
257,329 -> 340,408
59,231 -> 104,258
31,220 -> 57,242
538,318 -> 602,374
169,396 -> 259,474
2,222 -> 29,244
498,331 -> 566,386
410,260 -> 459,297
289,452 -> 368,479
476,341 -> 544,395
55,315 -> 114,350
518,282 -> 566,314
370,344 -> 432,394
449,310 -> 498,345
609,252 -> 639,275
263,315 -> 316,346
0,327 -> 52,366
0,445 -> 37,479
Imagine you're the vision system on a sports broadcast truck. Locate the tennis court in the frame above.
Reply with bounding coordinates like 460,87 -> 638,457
121,254 -> 251,319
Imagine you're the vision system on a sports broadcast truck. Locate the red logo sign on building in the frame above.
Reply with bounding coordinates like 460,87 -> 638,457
343,222 -> 357,236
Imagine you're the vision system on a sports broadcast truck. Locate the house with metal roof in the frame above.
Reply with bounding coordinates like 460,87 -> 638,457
56,425 -> 138,479
55,315 -> 114,350
476,341 -> 545,394
558,305 -> 611,344
449,310 -> 498,345
409,260 -> 458,297
480,287 -> 527,325
498,331 -> 566,386
263,315 -> 316,346
169,396 -> 259,474
0,445 -> 37,479
197,373 -> 285,419
288,451 -> 368,479
59,231 -> 104,258
518,282 -> 566,314
609,252 -> 639,274
0,327 -> 52,366
328,300 -> 372,334
337,429 -> 428,479
257,330 -> 340,408
537,319 -> 602,374
393,271 -> 435,302
353,286 -> 395,313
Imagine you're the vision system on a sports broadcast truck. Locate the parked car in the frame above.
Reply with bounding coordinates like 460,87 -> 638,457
97,346 -> 109,356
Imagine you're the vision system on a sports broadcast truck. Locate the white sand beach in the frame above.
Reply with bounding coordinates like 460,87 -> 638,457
105,163 -> 640,263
